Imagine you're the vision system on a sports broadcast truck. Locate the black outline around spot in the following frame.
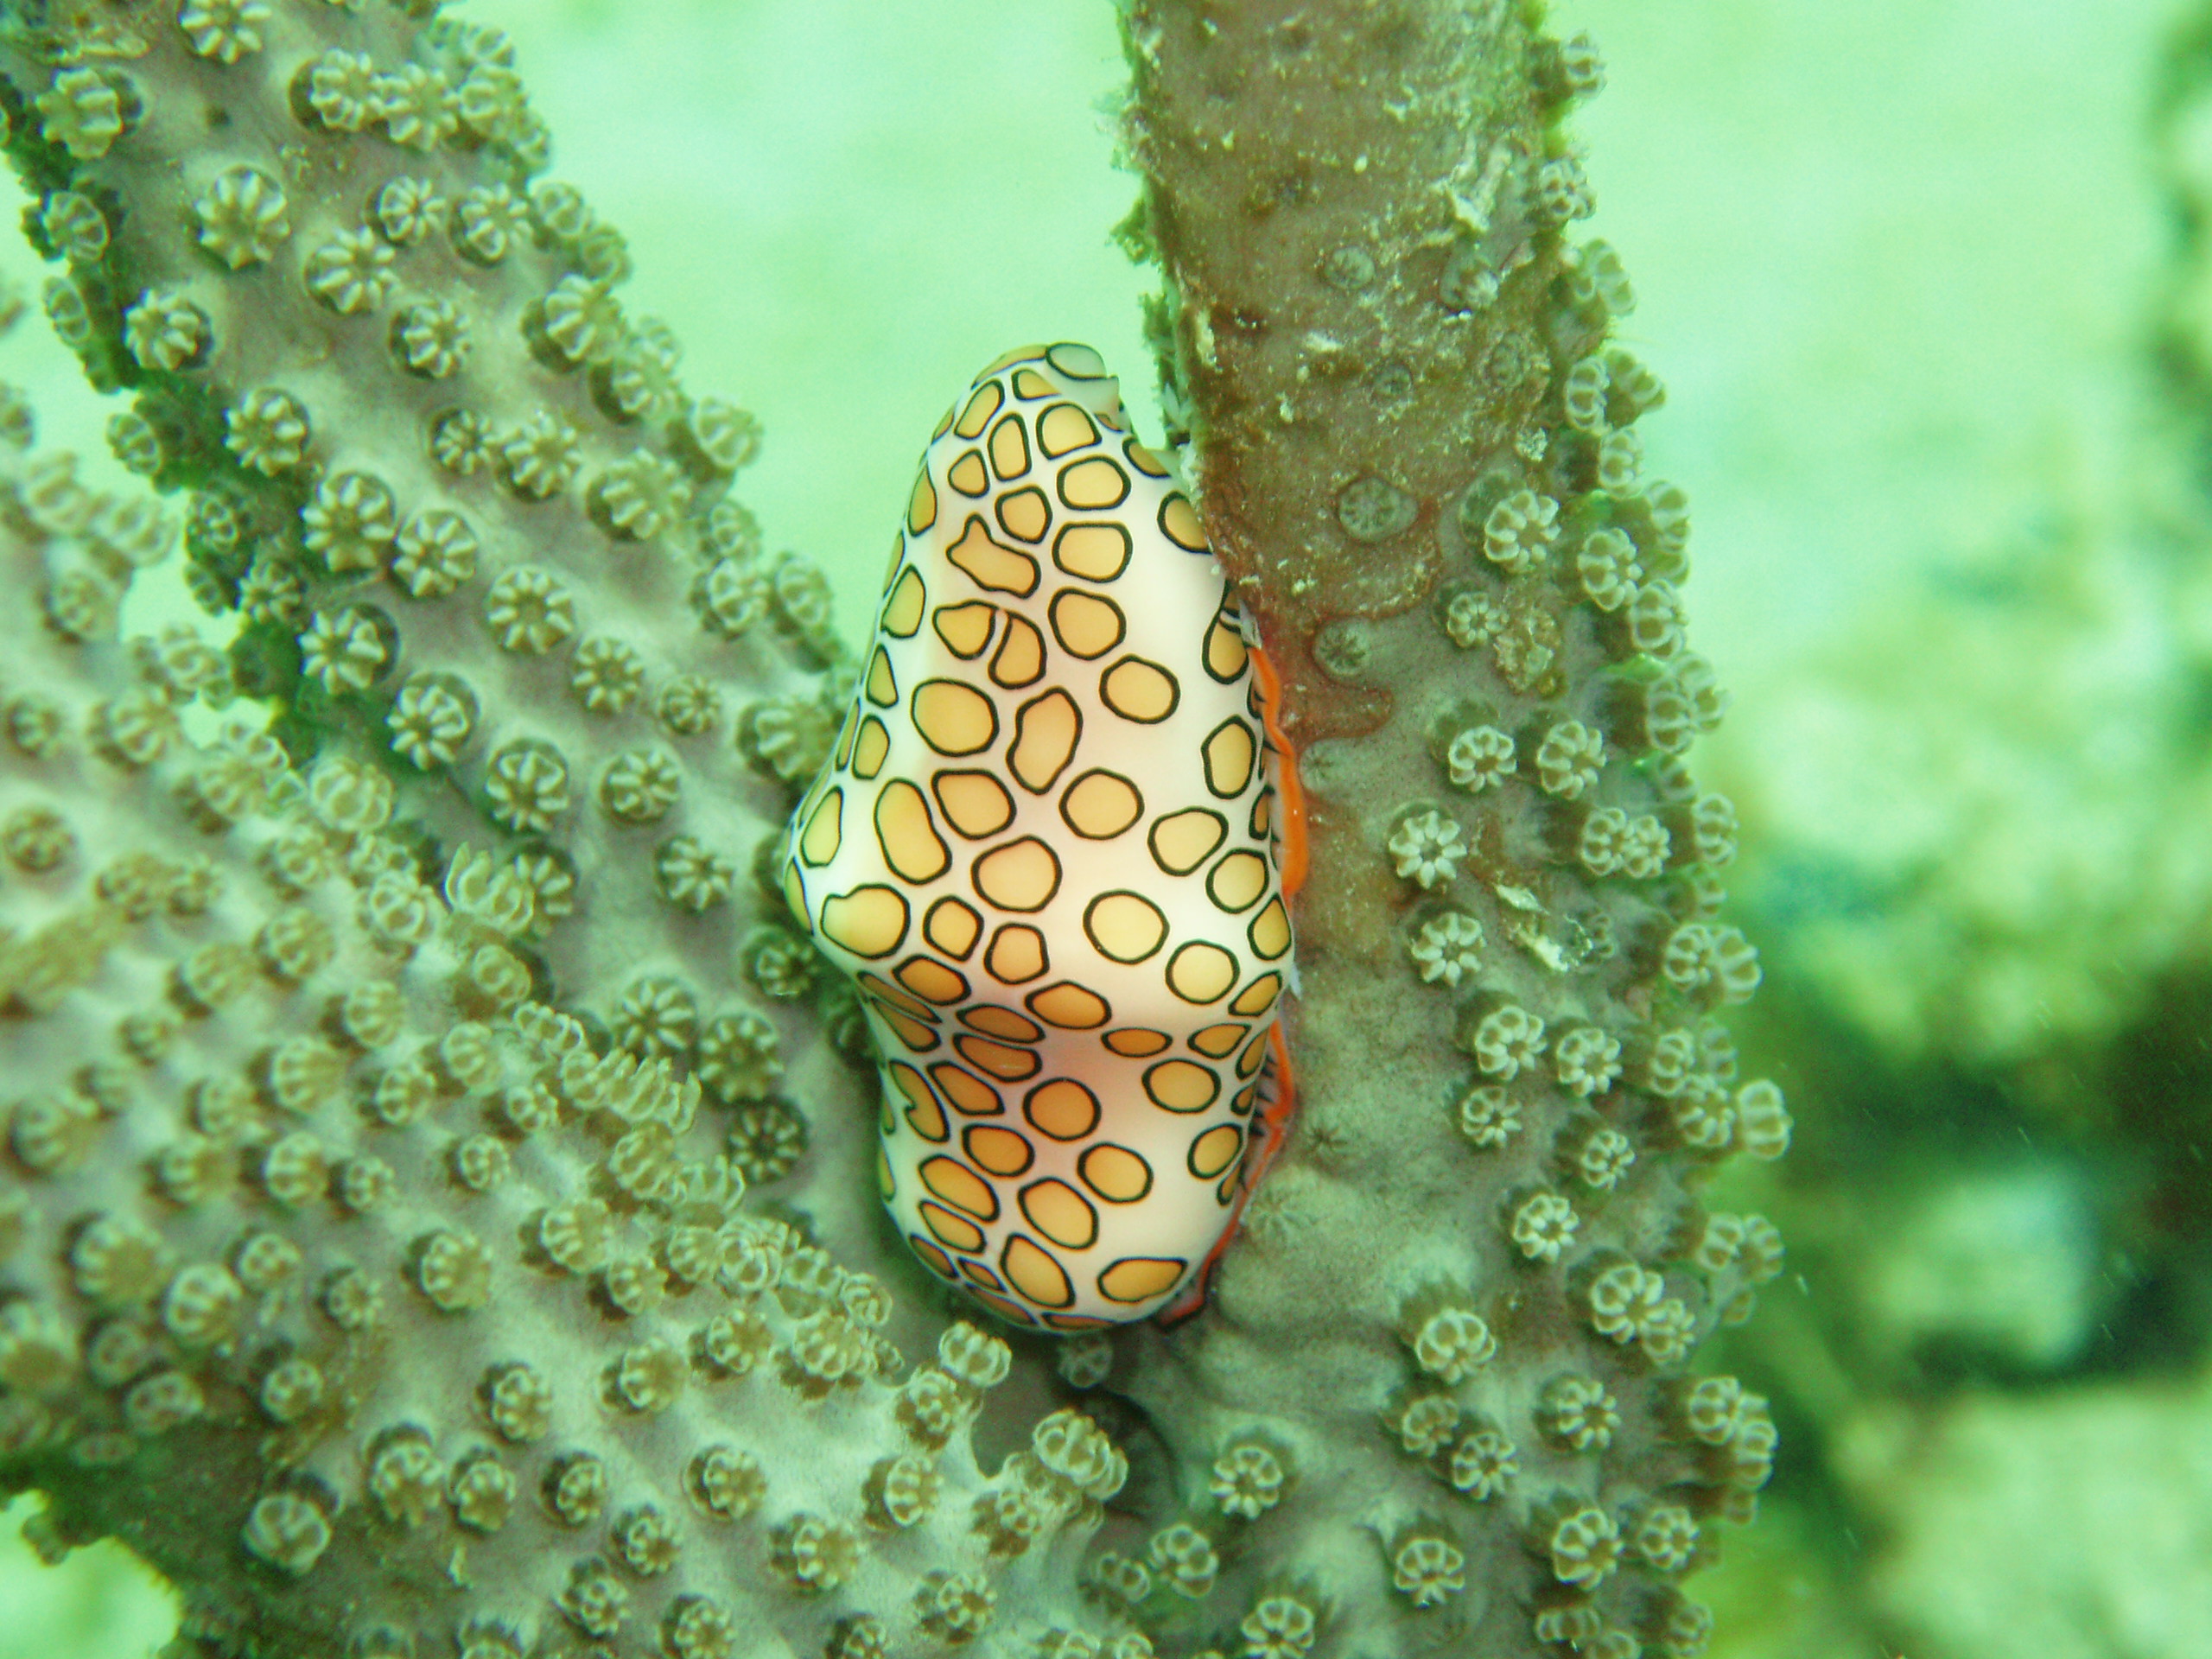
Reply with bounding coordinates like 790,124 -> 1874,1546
1202,609 -> 1249,683
873,779 -> 950,884
917,1203 -> 982,1253
1025,981 -> 1112,1031
1037,401 -> 1100,459
1186,1122 -> 1244,1180
1018,1177 -> 1100,1250
1247,897 -> 1292,960
1148,807 -> 1227,876
1045,342 -> 1109,380
1077,1141 -> 1155,1205
1187,1020 -> 1250,1059
946,514 -> 1040,596
1165,939 -> 1238,1007
930,767 -> 1015,840
994,485 -> 1051,544
1158,490 -> 1208,550
1022,1077 -> 1102,1142
1230,971 -> 1283,1016
946,448 -> 990,498
953,1032 -> 1044,1084
1059,768 -> 1143,841
1122,436 -> 1169,479
892,952 -> 969,1007
1055,454 -> 1132,513
1052,519 -> 1131,582
961,1122 -> 1035,1179
922,895 -> 982,962
819,883 -> 909,959
1142,1057 -> 1223,1113
880,564 -> 927,639
798,785 -> 842,868
998,1232 -> 1075,1309
887,1060 -> 950,1143
924,1060 -> 1006,1119
988,613 -> 1046,690
852,715 -> 891,779
907,1231 -> 957,1277
972,836 -> 1063,914
906,467 -> 938,534
1096,1255 -> 1187,1304
952,379 -> 1003,440
1202,716 -> 1257,798
1048,588 -> 1128,661
1083,889 -> 1167,964
988,411 -> 1032,482
910,679 -> 1001,758
983,921 -> 1050,984
918,1154 -> 1001,1221
1008,688 -> 1082,793
1205,849 -> 1269,913
1100,655 -> 1181,725
957,1005 -> 1043,1043
931,599 -> 999,660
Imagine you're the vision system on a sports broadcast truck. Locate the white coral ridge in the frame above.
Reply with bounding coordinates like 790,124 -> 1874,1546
1471,1005 -> 1546,1078
1446,724 -> 1516,791
1390,810 -> 1465,887
1410,912 -> 1484,985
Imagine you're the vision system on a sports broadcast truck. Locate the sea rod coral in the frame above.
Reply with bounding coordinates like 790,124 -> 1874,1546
0,2 -> 1786,1656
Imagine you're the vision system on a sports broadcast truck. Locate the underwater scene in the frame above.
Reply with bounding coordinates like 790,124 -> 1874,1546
1,1 -> 2207,1656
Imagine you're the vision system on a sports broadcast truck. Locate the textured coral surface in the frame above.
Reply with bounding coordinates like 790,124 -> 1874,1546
17,1 -> 2212,1656
0,2 -> 1790,1656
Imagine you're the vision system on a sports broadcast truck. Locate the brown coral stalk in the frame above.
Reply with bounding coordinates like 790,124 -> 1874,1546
1116,1 -> 1783,1651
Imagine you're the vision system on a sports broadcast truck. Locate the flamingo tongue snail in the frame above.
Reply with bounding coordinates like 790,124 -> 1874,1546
783,344 -> 1305,1329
